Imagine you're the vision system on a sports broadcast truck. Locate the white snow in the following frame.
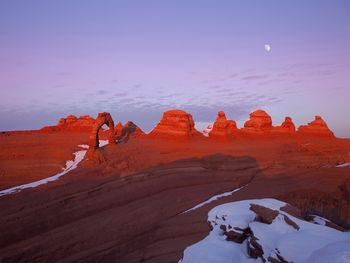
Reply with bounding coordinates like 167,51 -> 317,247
99,140 -> 109,147
182,186 -> 245,214
336,163 -> 350,168
310,214 -> 329,226
202,124 -> 213,137
179,198 -> 350,263
0,140 -> 109,197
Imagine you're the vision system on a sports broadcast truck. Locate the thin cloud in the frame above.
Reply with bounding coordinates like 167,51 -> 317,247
241,74 -> 268,81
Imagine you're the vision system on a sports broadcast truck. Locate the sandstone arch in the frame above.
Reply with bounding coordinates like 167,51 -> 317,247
89,112 -> 116,148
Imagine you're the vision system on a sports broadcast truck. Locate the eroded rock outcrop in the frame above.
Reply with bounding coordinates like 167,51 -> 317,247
272,116 -> 296,134
149,109 -> 202,139
116,121 -> 145,142
243,109 -> 272,133
41,115 -> 96,132
209,111 -> 238,140
114,122 -> 123,137
88,112 -> 115,148
298,116 -> 335,138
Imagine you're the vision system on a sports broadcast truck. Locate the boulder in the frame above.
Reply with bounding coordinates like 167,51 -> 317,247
220,225 -> 250,243
250,204 -> 279,224
298,116 -> 335,138
209,111 -> 238,140
149,109 -> 202,139
248,235 -> 264,259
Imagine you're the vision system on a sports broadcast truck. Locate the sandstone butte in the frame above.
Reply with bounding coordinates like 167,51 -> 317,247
148,109 -> 203,140
242,109 -> 273,133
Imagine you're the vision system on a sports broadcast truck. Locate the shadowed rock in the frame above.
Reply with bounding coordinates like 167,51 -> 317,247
117,121 -> 145,142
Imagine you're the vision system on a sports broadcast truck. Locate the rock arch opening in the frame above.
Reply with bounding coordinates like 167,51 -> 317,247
88,112 -> 116,148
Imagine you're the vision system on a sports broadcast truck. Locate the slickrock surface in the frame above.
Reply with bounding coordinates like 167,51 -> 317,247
0,131 -> 89,189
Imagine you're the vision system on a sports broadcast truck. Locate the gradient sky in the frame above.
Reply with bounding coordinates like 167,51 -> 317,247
0,0 -> 349,137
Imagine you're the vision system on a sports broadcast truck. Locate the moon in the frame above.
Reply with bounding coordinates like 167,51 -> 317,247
264,44 -> 271,52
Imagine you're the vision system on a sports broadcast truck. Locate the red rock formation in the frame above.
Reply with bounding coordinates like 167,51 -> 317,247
41,115 -> 95,132
243,110 -> 272,133
88,112 -> 116,148
298,116 -> 335,138
149,109 -> 202,139
114,122 -> 123,137
272,116 -> 296,134
117,121 -> 145,142
209,111 -> 238,140
280,116 -> 296,132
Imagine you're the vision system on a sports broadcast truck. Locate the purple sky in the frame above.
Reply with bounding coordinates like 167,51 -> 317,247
0,1 -> 349,137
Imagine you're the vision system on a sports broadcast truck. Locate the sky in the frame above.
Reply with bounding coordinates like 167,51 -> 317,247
0,0 -> 349,137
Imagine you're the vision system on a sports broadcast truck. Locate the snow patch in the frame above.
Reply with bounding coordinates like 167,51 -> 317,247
99,140 -> 109,147
336,163 -> 350,168
182,186 -> 245,214
202,124 -> 213,137
179,199 -> 350,263
310,215 -> 329,226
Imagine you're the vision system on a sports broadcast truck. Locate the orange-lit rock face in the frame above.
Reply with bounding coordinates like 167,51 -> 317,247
88,112 -> 116,148
298,116 -> 335,138
209,111 -> 237,140
115,122 -> 123,137
149,109 -> 202,139
272,116 -> 296,134
41,115 -> 95,132
281,117 -> 296,132
243,110 -> 272,133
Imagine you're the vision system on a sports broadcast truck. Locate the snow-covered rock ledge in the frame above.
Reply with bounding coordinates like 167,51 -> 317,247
0,140 -> 108,197
179,199 -> 350,263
